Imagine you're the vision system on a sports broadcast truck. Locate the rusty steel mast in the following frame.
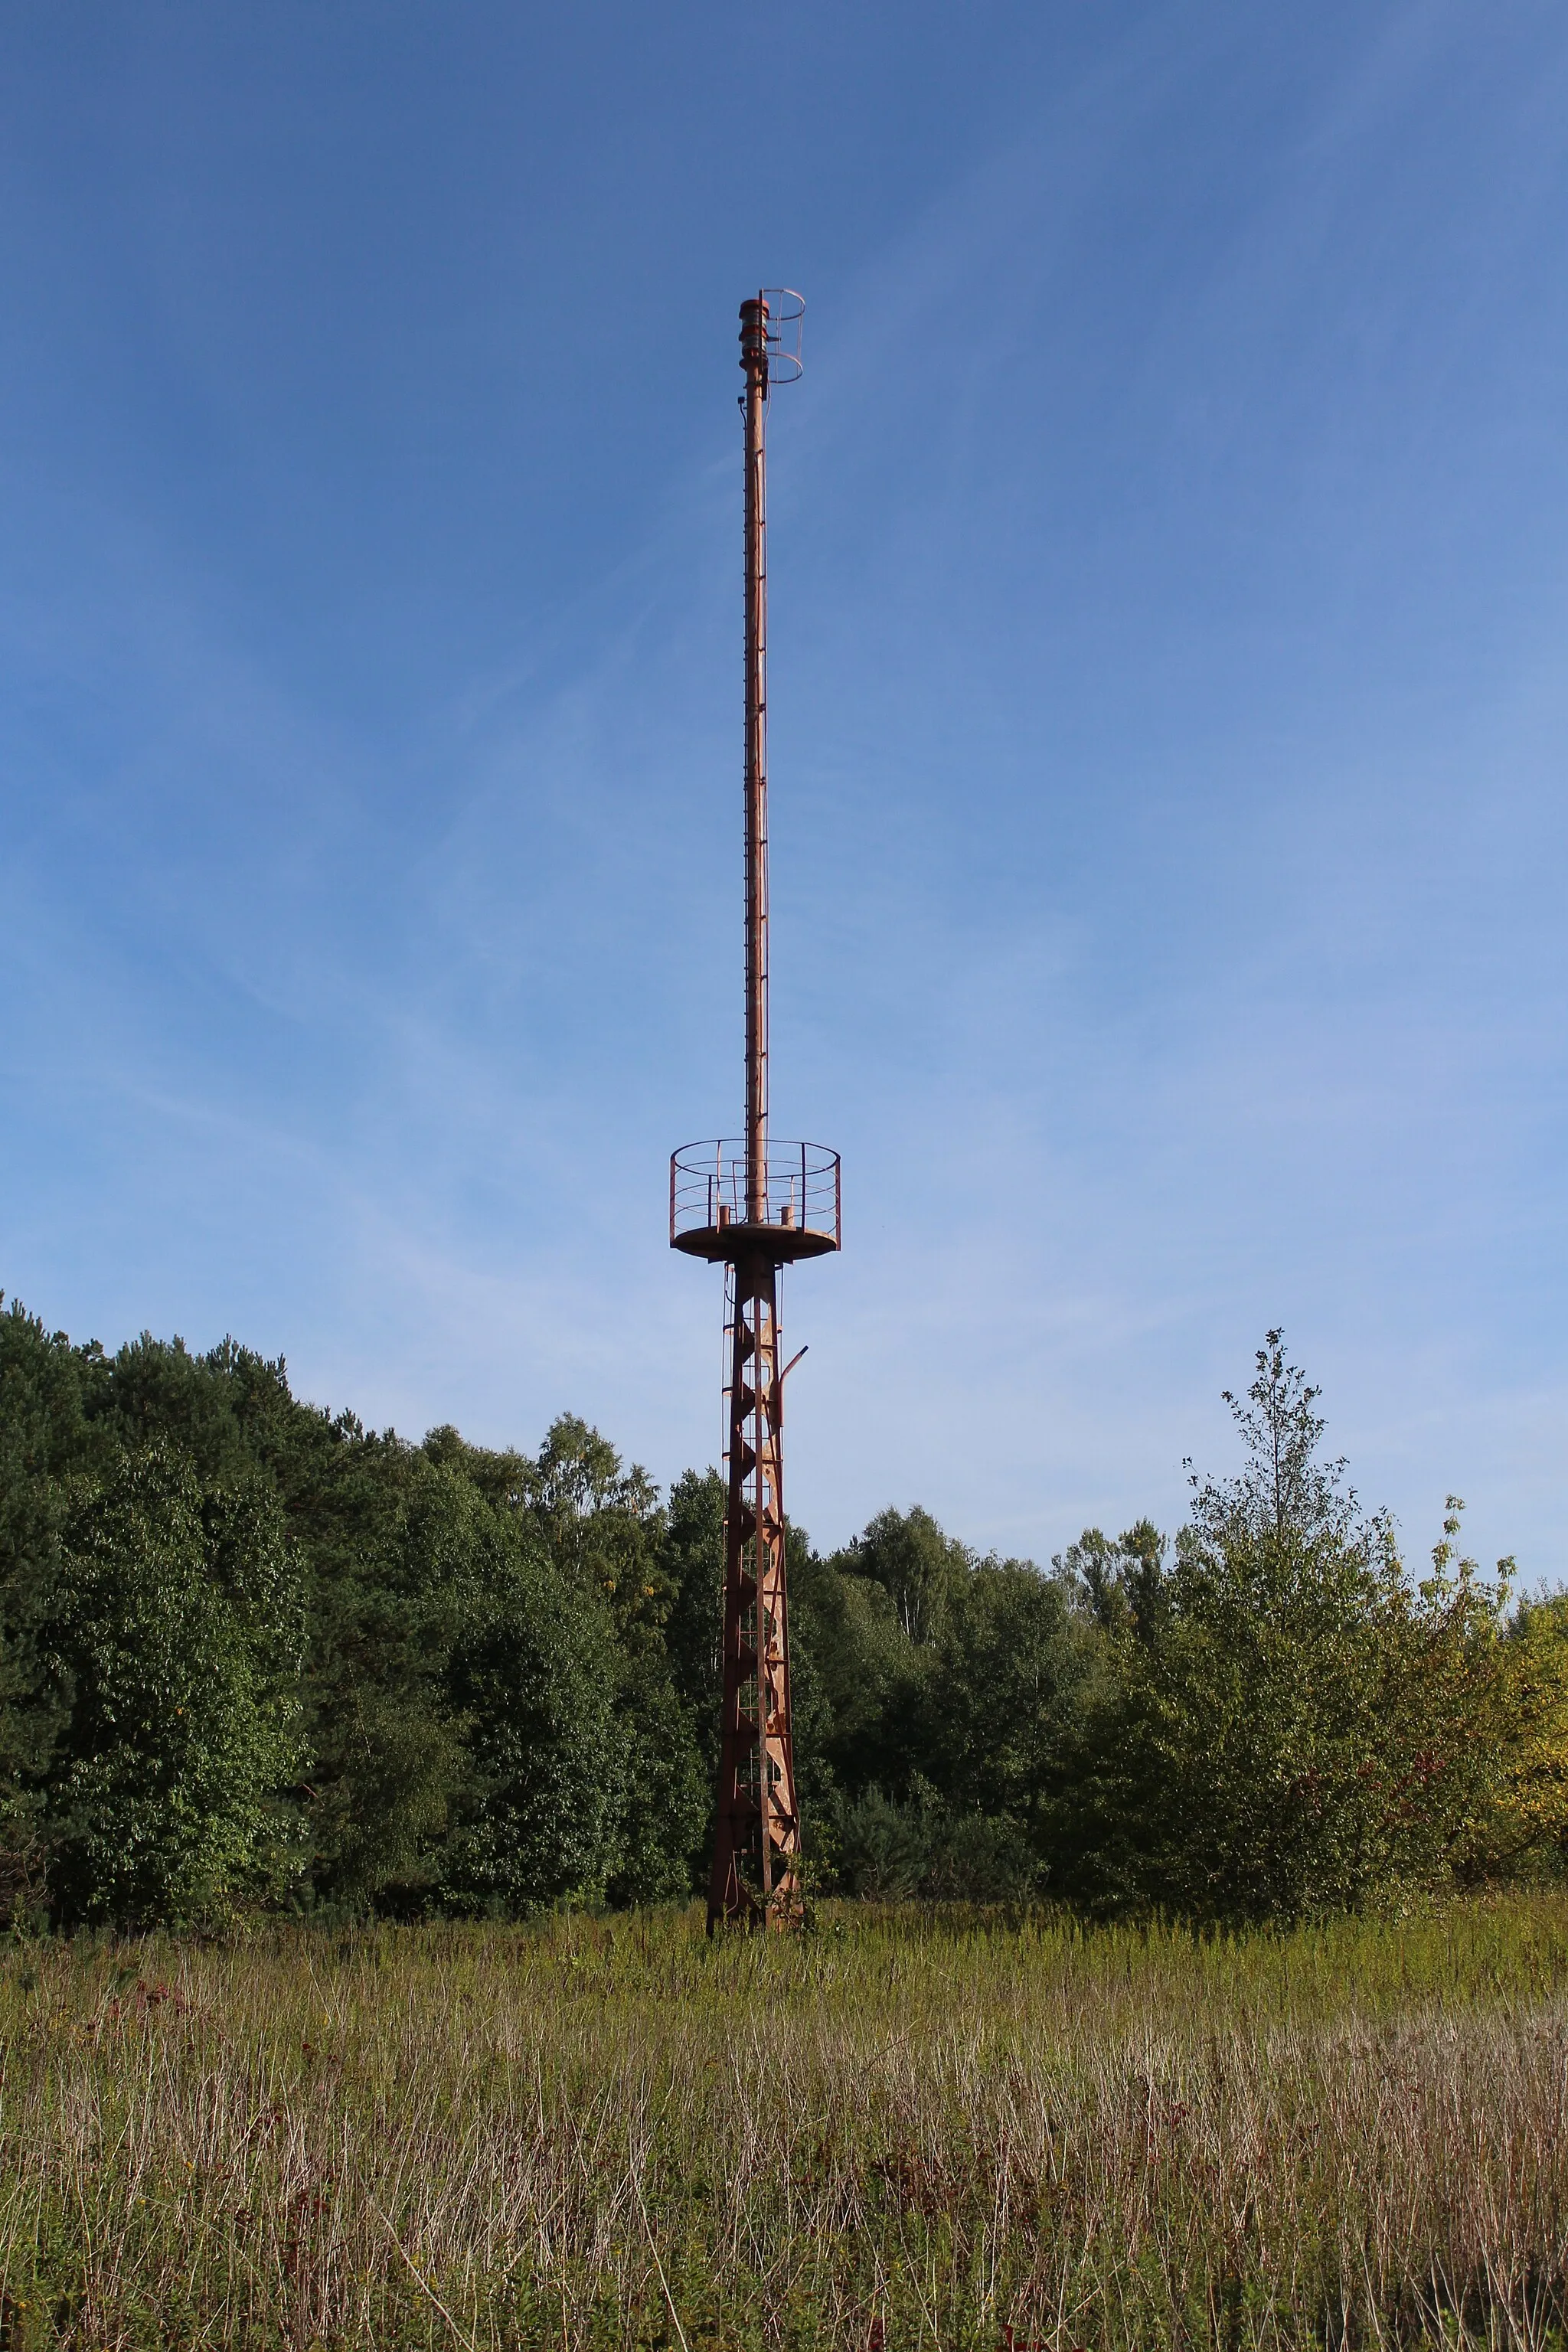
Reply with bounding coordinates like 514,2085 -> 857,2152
670,292 -> 840,1932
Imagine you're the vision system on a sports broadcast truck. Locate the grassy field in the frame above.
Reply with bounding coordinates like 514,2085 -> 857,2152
2,1898 -> 1567,2350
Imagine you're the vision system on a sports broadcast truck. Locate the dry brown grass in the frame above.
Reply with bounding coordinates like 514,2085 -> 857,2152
2,1897 -> 1567,2349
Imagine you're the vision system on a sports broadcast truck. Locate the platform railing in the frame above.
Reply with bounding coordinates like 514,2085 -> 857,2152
670,1140 -> 841,1250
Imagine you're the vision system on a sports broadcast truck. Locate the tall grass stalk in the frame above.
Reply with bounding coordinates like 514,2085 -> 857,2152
2,1897 -> 1567,2348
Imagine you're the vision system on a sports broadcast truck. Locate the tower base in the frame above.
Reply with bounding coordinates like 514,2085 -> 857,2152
708,1245 -> 802,1932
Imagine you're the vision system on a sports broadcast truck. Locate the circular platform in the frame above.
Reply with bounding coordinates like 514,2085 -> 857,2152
672,1220 -> 838,1266
670,1141 -> 840,1263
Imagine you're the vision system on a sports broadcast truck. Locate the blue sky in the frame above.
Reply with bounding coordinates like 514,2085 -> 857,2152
2,1 -> 1565,1578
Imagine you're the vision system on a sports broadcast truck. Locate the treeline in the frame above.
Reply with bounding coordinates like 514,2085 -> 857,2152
1,1299 -> 1564,1931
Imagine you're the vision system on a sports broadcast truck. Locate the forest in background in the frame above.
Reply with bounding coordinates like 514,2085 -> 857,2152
1,1296 -> 1565,1932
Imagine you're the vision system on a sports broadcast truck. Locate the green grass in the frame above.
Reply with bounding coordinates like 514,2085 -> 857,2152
2,1896 -> 1568,2349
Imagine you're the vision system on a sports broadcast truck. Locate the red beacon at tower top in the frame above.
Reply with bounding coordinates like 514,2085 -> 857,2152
668,291 -> 839,1933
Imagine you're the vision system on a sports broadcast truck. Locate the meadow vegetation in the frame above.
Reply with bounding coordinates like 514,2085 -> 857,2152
5,1296 -> 1568,2344
3,1898 -> 1568,2349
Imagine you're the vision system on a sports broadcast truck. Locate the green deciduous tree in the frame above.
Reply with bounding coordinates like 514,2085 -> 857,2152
440,1531 -> 623,1914
0,1301 -> 100,1908
42,1447 -> 303,1927
842,1506 -> 971,1646
2,1291 -> 1550,1932
1065,1335 -> 1514,1922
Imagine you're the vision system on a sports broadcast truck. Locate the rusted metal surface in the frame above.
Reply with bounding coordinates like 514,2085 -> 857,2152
670,1138 -> 840,1263
740,295 -> 770,1229
707,1243 -> 801,1929
671,293 -> 835,1933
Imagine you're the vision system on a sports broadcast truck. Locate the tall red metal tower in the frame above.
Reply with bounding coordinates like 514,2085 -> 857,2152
670,292 -> 841,1932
